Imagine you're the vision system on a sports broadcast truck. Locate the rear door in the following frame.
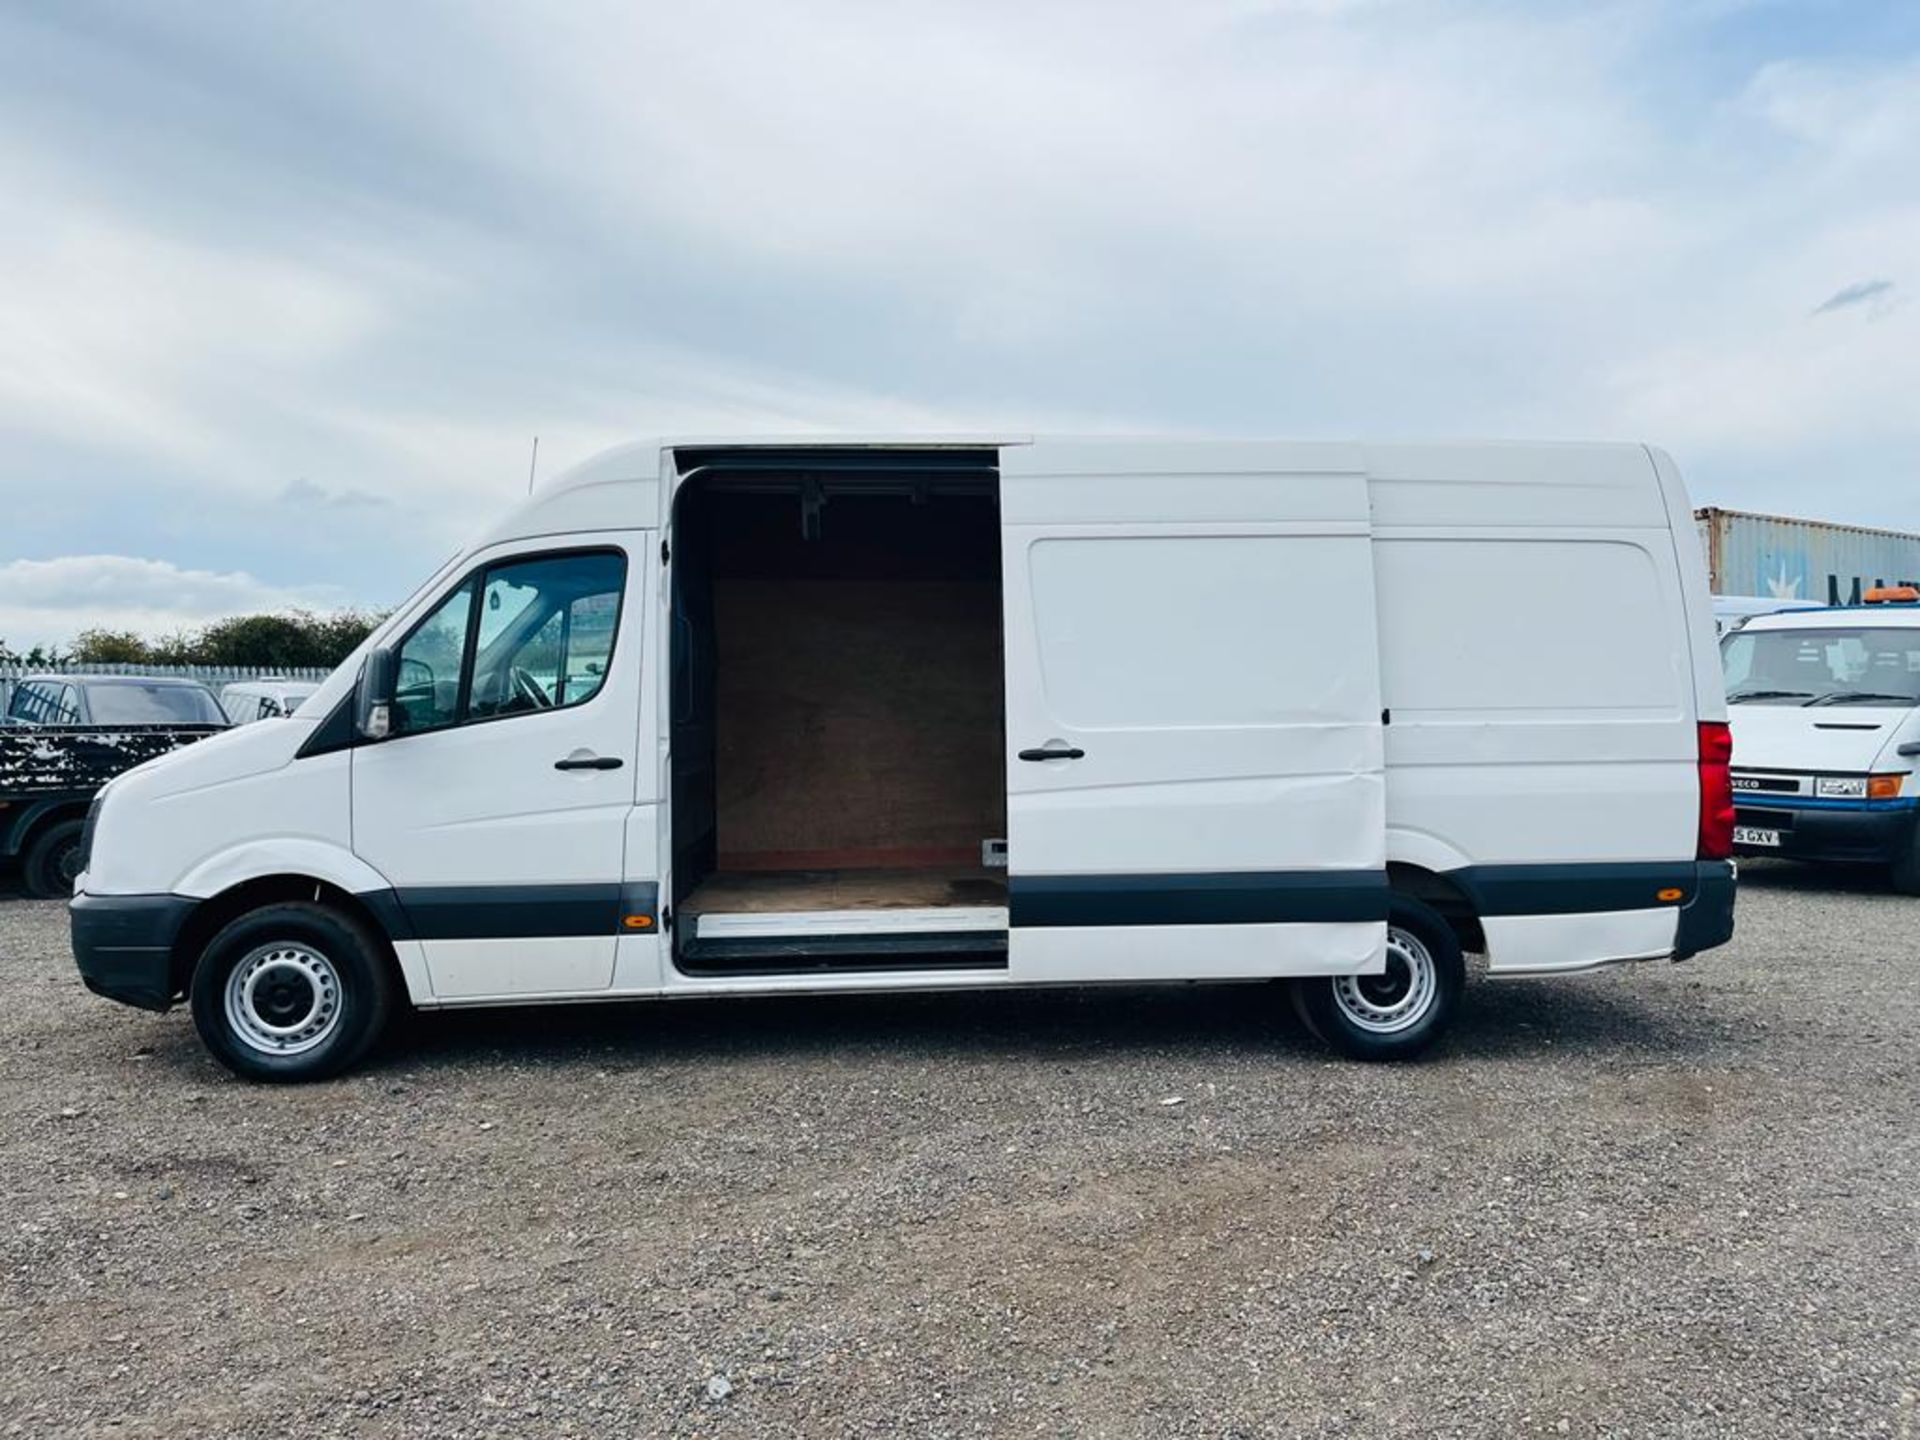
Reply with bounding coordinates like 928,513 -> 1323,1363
998,440 -> 1387,981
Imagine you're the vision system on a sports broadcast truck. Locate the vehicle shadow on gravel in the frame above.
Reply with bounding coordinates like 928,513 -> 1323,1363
372,967 -> 1717,1077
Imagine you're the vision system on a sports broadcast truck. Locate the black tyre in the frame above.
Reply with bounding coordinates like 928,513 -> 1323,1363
22,819 -> 86,899
1291,896 -> 1464,1061
189,902 -> 396,1082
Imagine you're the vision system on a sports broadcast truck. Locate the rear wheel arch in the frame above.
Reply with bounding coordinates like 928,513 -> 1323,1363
1293,893 -> 1466,1061
1386,861 -> 1485,956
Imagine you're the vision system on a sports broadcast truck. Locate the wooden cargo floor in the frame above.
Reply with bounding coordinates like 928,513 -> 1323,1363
683,867 -> 1007,918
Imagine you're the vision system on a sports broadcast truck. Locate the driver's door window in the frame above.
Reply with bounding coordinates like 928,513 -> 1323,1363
467,552 -> 626,721
385,550 -> 626,736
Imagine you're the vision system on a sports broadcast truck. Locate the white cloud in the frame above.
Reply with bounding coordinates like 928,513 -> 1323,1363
0,0 -> 1915,584
0,556 -> 348,652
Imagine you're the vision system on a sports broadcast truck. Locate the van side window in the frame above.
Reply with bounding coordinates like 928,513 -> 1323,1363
393,582 -> 474,734
467,552 -> 626,719
385,550 -> 627,738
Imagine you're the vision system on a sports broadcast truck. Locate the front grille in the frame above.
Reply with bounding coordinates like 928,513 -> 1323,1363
1730,774 -> 1801,794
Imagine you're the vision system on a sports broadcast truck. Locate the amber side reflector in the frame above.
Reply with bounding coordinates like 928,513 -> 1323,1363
1868,774 -> 1904,799
622,914 -> 654,930
1656,887 -> 1684,903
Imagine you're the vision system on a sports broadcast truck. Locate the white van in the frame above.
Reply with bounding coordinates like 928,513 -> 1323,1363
69,438 -> 1736,1080
1712,594 -> 1819,637
218,679 -> 321,725
1721,590 -> 1920,889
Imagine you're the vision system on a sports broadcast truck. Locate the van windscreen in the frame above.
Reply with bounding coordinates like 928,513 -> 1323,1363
1723,626 -> 1920,706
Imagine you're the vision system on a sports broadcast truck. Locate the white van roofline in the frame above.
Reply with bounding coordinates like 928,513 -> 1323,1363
1740,604 -> 1920,631
466,433 -> 1678,564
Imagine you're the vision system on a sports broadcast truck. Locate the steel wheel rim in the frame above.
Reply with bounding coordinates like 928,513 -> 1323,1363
224,943 -> 343,1057
54,841 -> 84,887
1332,926 -> 1437,1034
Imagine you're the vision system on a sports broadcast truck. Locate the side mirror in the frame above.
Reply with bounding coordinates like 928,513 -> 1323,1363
356,646 -> 397,740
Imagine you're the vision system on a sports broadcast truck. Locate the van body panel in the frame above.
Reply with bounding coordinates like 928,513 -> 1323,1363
1648,447 -> 1729,725
998,439 -> 1389,982
1366,441 -> 1671,530
1014,920 -> 1382,982
1481,906 -> 1677,975
1726,704 -> 1912,772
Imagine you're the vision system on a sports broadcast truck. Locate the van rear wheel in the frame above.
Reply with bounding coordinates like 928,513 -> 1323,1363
189,902 -> 395,1082
1292,897 -> 1463,1061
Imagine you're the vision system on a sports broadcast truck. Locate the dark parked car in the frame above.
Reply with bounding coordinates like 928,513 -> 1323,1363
2,675 -> 228,897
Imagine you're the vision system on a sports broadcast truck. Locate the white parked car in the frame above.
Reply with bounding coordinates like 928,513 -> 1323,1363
70,437 -> 1735,1080
218,679 -> 321,725
1721,587 -> 1920,889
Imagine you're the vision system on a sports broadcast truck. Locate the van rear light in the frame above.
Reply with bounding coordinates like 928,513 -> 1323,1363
1697,721 -> 1734,860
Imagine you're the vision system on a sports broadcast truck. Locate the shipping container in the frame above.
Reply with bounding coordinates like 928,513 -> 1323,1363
1695,506 -> 1920,605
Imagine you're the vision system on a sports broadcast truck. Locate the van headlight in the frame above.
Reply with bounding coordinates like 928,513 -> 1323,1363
1815,777 -> 1867,798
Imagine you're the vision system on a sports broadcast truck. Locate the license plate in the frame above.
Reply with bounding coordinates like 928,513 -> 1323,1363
1733,826 -> 1781,848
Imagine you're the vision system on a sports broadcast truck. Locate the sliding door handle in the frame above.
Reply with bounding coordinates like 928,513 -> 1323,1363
1018,745 -> 1085,761
555,752 -> 624,771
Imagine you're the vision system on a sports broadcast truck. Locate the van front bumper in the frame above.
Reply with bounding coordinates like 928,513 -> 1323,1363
69,891 -> 196,1012
1733,803 -> 1918,865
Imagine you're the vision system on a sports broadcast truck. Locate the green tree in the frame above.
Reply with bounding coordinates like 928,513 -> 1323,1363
69,628 -> 153,663
189,609 -> 383,668
12,610 -> 383,673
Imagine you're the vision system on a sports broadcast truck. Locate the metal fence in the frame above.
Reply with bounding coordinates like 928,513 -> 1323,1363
1,662 -> 333,715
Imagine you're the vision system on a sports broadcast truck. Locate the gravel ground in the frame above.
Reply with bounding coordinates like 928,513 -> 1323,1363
2,864 -> 1917,1438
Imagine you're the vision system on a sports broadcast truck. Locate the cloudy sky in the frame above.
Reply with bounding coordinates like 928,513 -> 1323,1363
1,0 -> 1915,648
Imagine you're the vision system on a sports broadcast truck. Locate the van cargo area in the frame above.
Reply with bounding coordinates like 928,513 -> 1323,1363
668,449 -> 1008,970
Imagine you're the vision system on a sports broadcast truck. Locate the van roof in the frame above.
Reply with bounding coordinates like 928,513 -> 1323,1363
475,435 -> 1674,554
539,435 -> 1663,496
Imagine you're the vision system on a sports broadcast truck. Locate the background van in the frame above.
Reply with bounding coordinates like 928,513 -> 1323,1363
1722,591 -> 1920,889
69,438 -> 1736,1080
218,679 -> 322,725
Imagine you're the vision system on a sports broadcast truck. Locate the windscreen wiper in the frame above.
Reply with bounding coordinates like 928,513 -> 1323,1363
1727,688 -> 1812,702
1803,690 -> 1914,707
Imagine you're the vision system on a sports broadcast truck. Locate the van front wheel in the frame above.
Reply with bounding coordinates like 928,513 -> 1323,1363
1292,898 -> 1463,1061
189,902 -> 395,1082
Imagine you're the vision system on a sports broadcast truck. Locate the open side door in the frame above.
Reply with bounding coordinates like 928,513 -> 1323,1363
998,440 -> 1388,982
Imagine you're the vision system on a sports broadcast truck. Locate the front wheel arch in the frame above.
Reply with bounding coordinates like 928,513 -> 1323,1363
170,876 -> 401,1004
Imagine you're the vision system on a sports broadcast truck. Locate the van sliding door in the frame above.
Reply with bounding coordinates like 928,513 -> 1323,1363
998,440 -> 1388,982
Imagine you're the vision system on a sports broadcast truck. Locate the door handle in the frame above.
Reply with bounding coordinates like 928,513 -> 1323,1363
554,753 -> 624,771
1018,746 -> 1086,761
